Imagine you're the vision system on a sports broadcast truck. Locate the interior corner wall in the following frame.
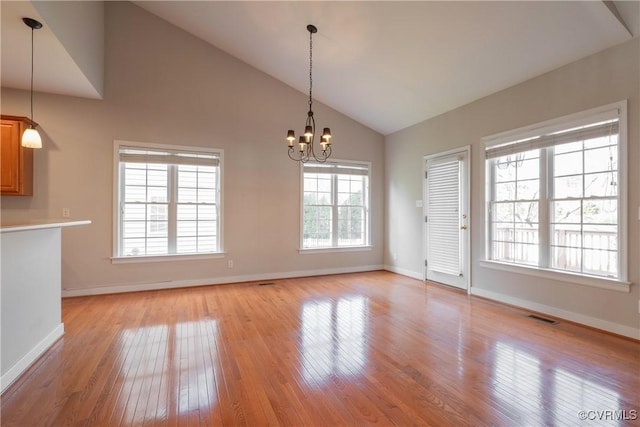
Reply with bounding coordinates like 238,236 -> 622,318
0,1 -> 384,294
384,37 -> 639,336
33,1 -> 105,97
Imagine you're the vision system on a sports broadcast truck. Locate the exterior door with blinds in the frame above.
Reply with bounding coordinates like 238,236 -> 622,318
424,148 -> 470,290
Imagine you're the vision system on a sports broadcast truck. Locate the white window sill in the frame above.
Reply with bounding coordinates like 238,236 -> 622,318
298,245 -> 372,255
111,252 -> 225,264
479,260 -> 631,293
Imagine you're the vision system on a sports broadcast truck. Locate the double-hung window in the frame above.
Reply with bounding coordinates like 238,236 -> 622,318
114,141 -> 222,259
485,101 -> 627,282
302,161 -> 370,250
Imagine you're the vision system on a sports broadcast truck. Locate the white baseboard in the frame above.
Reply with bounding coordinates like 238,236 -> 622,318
61,266 -> 638,338
383,265 -> 423,280
1,323 -> 64,393
471,287 -> 640,340
62,265 -> 385,297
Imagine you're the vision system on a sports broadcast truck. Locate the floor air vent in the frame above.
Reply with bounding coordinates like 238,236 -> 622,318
527,314 -> 559,325
258,282 -> 276,286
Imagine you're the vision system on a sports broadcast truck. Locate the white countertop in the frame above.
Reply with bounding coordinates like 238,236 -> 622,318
1,219 -> 91,233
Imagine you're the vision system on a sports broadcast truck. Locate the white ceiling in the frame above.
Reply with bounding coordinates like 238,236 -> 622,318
2,1 -> 638,135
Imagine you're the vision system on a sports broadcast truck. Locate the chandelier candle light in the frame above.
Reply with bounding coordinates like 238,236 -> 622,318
286,24 -> 332,163
21,17 -> 43,149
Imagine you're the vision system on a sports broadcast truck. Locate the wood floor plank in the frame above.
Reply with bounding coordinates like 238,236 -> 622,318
2,271 -> 638,426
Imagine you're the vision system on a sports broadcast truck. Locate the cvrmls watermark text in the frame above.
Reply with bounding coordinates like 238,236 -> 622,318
578,410 -> 637,421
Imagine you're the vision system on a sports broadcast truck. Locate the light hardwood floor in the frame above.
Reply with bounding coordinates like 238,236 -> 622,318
2,271 -> 639,426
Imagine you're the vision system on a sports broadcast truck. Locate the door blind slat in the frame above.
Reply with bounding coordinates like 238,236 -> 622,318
427,159 -> 461,276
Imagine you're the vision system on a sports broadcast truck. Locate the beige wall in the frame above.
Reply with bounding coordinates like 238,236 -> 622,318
385,37 -> 639,336
1,2 -> 384,294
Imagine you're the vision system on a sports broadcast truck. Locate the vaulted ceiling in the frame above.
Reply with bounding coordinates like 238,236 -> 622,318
1,1 -> 638,135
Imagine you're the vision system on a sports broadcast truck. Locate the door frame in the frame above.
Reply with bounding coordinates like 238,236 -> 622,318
423,146 -> 471,292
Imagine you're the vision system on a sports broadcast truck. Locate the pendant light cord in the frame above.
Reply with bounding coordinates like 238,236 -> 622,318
30,25 -> 34,127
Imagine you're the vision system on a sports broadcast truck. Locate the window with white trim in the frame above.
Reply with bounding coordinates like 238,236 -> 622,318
485,102 -> 626,280
302,161 -> 370,249
115,142 -> 222,257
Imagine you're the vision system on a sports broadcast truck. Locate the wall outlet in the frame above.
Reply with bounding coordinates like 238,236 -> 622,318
227,260 -> 234,268
62,208 -> 70,218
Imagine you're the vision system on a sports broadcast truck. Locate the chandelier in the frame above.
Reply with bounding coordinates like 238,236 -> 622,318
286,24 -> 332,163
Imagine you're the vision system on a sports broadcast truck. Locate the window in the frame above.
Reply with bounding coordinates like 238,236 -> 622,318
489,148 -> 541,267
114,141 -> 222,258
485,102 -> 626,281
302,161 -> 370,249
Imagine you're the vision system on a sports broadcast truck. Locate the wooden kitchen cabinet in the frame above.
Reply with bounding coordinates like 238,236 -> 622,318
1,115 -> 34,196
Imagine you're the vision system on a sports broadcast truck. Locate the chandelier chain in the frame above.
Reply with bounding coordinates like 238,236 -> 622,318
308,29 -> 313,110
